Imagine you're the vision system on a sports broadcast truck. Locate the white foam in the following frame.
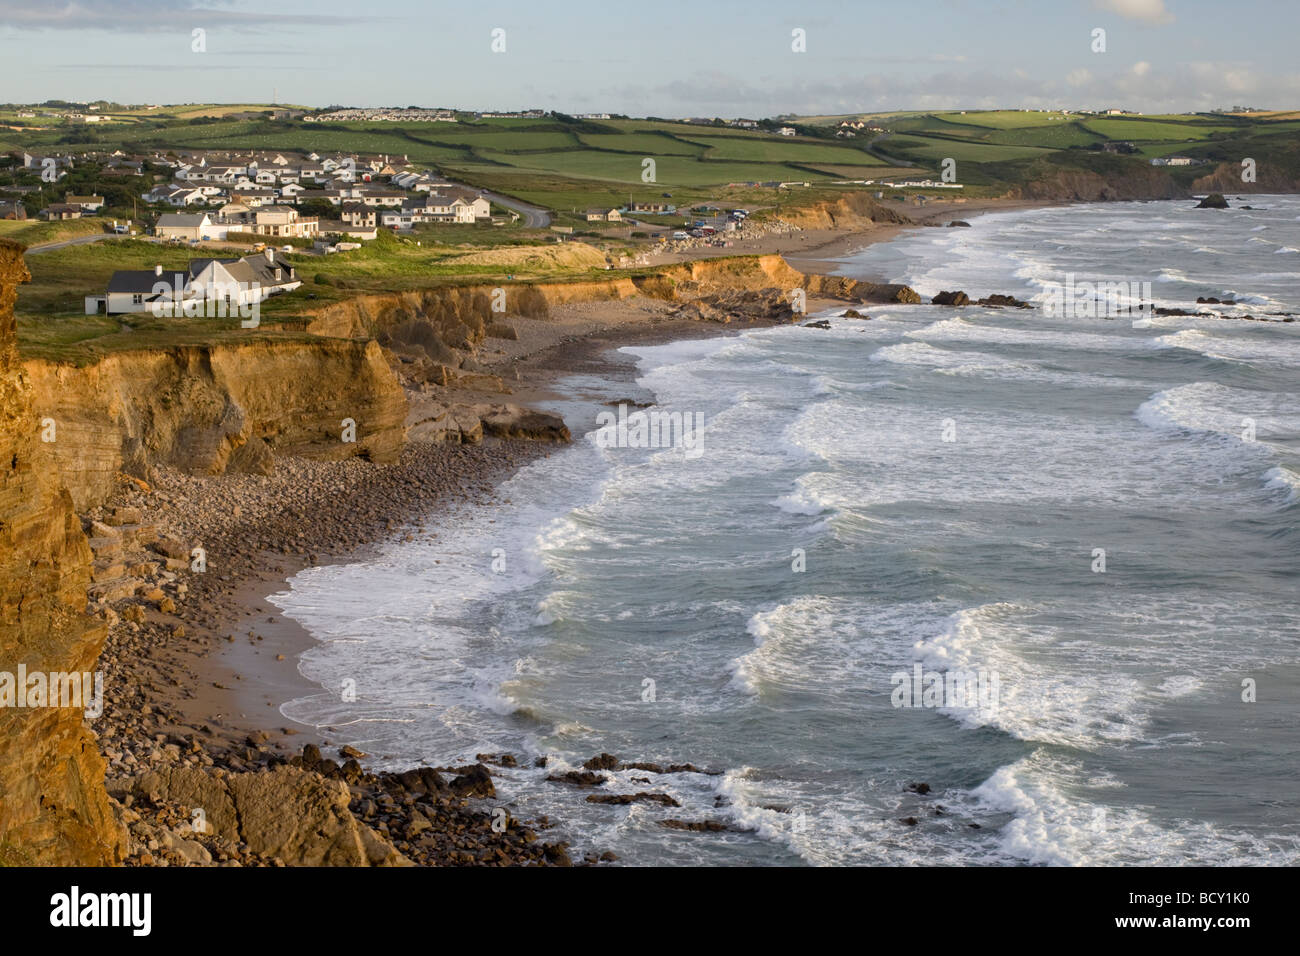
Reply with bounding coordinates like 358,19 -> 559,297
1263,466 -> 1300,502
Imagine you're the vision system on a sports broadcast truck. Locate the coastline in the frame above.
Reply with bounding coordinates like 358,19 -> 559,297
91,195 -> 1033,865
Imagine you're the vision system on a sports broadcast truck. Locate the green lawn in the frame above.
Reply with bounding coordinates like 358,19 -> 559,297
0,218 -> 107,246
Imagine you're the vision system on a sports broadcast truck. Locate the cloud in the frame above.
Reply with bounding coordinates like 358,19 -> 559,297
1096,0 -> 1175,25
1132,61 -> 1151,76
0,0 -> 355,32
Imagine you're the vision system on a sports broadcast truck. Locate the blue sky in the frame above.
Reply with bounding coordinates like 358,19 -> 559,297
2,0 -> 1297,115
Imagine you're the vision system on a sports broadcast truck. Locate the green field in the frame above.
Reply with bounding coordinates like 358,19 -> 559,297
1080,118 -> 1239,140
880,134 -> 1054,162
5,103 -> 1298,234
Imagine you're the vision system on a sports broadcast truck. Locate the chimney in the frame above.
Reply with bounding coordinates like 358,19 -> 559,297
264,247 -> 274,264
154,264 -> 163,276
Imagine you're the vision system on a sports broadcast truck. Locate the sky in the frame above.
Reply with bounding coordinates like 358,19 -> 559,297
2,0 -> 1298,116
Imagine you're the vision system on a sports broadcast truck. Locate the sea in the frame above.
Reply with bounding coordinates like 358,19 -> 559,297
272,196 -> 1300,865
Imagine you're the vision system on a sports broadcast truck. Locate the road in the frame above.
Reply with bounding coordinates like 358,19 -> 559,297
24,233 -> 121,255
477,190 -> 552,228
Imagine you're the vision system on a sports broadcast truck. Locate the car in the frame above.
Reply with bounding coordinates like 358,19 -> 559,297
672,231 -> 689,240
281,245 -> 293,252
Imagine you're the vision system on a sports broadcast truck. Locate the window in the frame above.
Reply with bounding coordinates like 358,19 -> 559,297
132,294 -> 143,304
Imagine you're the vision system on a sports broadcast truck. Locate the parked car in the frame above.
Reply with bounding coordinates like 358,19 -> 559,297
672,231 -> 689,240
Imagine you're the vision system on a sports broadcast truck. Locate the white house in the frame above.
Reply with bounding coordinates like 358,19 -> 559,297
154,212 -> 229,241
89,249 -> 301,315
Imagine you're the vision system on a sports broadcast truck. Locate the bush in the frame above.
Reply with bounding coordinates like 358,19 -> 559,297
314,273 -> 333,286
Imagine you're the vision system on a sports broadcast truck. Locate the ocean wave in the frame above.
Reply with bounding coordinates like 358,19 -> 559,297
972,752 -> 1295,866
1152,329 -> 1300,366
1263,466 -> 1300,503
871,341 -> 1035,375
1137,382 -> 1299,440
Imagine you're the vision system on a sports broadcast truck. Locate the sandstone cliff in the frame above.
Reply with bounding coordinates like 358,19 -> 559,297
24,339 -> 407,513
0,238 -> 122,865
770,192 -> 913,231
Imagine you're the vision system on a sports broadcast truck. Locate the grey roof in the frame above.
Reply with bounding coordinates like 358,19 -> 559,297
106,251 -> 295,297
156,213 -> 209,226
107,270 -> 187,296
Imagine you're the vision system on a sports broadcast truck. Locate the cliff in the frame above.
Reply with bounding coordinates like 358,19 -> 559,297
770,192 -> 913,231
1008,164 -> 1184,201
24,339 -> 407,513
306,256 -> 912,354
0,239 -> 123,865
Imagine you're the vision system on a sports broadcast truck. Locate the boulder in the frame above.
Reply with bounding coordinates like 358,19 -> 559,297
976,293 -> 1031,308
582,753 -> 621,771
1196,193 -> 1229,209
111,766 -> 410,866
448,764 -> 496,798
931,290 -> 970,306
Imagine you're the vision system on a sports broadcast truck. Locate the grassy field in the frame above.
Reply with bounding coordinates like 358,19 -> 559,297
0,218 -> 107,246
878,134 -> 1054,162
14,104 -> 1290,215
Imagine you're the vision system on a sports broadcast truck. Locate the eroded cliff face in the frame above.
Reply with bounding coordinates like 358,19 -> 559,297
24,339 -> 407,512
1192,161 -> 1300,194
773,192 -> 913,230
300,257 -> 916,393
1008,164 -> 1184,201
0,238 -> 123,865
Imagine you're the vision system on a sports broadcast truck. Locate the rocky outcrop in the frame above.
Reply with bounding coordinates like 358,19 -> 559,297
24,339 -> 407,512
931,290 -> 970,306
109,765 -> 410,866
0,238 -> 123,865
1195,193 -> 1230,209
406,396 -> 570,445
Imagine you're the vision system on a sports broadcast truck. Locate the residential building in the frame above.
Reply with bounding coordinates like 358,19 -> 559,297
154,212 -> 227,241
39,203 -> 83,220
251,207 -> 319,238
341,203 -> 377,228
65,194 -> 105,212
90,249 -> 301,315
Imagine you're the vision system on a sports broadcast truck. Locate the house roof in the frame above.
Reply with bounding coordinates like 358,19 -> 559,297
107,270 -> 187,295
156,213 -> 210,226
106,251 -> 295,297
